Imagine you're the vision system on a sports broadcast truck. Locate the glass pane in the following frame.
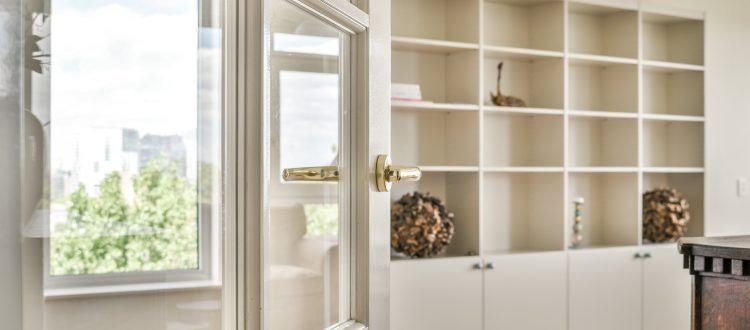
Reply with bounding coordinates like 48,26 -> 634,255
268,1 -> 348,329
21,0 -> 225,328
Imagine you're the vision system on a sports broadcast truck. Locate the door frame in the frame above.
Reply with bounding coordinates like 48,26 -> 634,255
237,0 -> 390,329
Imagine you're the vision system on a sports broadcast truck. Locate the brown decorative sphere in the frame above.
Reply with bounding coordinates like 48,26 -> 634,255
391,192 -> 455,258
643,187 -> 691,243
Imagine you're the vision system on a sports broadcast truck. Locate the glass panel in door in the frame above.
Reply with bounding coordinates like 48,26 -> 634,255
21,0 -> 228,328
267,1 -> 350,329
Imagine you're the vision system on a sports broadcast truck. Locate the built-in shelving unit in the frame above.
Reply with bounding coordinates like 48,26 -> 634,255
390,0 -> 706,260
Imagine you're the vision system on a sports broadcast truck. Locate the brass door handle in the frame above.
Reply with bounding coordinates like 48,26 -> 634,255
375,154 -> 421,192
282,166 -> 339,182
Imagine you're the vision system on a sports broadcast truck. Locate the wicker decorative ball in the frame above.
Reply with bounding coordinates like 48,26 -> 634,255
391,192 -> 455,258
643,187 -> 691,243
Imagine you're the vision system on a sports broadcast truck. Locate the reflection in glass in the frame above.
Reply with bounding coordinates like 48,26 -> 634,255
21,0 -> 225,328
46,0 -> 220,276
269,1 -> 346,329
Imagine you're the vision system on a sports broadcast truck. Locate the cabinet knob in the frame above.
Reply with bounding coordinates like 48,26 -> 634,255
472,262 -> 483,270
634,252 -> 642,259
643,252 -> 652,259
485,262 -> 495,270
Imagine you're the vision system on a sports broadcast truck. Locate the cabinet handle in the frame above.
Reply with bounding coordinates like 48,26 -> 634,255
643,252 -> 652,259
634,253 -> 642,259
472,262 -> 483,270
485,262 -> 495,270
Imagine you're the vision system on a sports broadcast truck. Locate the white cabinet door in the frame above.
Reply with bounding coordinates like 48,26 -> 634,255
390,257 -> 483,330
484,252 -> 567,330
569,248 -> 642,330
643,245 -> 691,330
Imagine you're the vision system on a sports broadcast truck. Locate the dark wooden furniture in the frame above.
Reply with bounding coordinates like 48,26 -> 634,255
679,236 -> 750,330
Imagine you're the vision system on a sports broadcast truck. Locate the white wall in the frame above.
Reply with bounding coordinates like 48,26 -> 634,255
43,290 -> 222,330
643,0 -> 750,235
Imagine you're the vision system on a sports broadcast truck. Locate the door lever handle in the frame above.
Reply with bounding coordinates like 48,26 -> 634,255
282,166 -> 339,182
375,155 -> 421,192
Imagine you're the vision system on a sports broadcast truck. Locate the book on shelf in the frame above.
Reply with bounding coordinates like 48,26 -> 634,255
391,83 -> 422,102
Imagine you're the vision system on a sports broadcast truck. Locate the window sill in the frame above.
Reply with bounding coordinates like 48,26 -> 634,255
44,280 -> 221,300
327,321 -> 367,330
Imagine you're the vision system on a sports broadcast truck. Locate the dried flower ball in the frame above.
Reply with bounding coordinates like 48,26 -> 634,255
643,187 -> 690,243
391,192 -> 455,258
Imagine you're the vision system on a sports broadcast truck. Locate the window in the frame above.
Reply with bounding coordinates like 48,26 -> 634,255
39,0 -> 222,292
274,34 -> 340,239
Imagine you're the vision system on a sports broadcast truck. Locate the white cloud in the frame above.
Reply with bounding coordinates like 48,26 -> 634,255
51,3 -> 200,135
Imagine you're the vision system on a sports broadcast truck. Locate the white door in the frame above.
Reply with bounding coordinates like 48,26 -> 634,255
484,252 -> 567,330
643,245 -> 691,330
258,0 -> 395,329
569,248 -> 643,330
390,257 -> 483,330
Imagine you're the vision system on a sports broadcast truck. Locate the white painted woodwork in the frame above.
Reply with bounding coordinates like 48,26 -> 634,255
483,113 -> 563,167
569,117 -> 638,167
642,245 -> 691,330
389,0 -> 706,329
643,120 -> 704,167
569,248 -> 642,330
484,56 -> 564,109
392,50 -> 479,104
392,0 -> 479,44
568,173 -> 639,247
484,252 -> 567,330
568,61 -> 638,113
483,173 -> 564,253
392,110 -> 479,167
390,257 -> 483,330
642,12 -> 704,65
568,2 -> 639,59
391,172 -> 481,256
643,173 -> 704,239
643,68 -> 704,116
483,0 -> 564,51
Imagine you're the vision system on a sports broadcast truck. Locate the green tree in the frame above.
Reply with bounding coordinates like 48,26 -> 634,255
51,157 -> 198,276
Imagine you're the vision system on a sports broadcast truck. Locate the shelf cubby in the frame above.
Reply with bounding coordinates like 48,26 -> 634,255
568,2 -> 638,59
392,0 -> 479,44
643,66 -> 704,116
483,172 -> 564,253
643,12 -> 704,66
569,117 -> 637,167
391,171 -> 481,257
483,112 -> 563,167
392,109 -> 479,167
483,0 -> 564,52
642,172 -> 704,241
643,120 -> 704,168
393,49 -> 479,105
389,1 -> 706,261
569,60 -> 637,113
392,36 -> 479,54
483,55 -> 564,109
568,172 -> 639,248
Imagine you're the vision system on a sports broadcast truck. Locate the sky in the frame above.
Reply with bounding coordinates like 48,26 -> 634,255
49,0 -> 221,184
50,0 -> 201,135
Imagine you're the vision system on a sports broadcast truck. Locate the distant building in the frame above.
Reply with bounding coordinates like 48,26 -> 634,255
51,127 -> 190,201
139,134 -> 188,177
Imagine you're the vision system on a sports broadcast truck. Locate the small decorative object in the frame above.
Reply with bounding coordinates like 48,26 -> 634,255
643,187 -> 691,243
391,191 -> 455,258
490,61 -> 527,107
571,197 -> 585,248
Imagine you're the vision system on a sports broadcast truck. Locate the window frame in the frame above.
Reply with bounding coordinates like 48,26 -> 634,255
40,0 -> 225,298
265,5 -> 355,326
